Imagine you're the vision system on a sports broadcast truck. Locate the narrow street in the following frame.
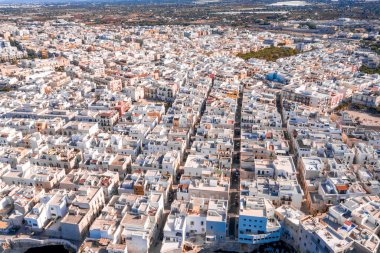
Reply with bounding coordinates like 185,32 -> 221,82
228,85 -> 243,239
275,93 -> 308,214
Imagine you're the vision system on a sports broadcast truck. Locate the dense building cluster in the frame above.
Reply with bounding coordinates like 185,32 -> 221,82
0,19 -> 379,253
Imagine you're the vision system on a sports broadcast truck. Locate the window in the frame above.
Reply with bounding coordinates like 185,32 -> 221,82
190,221 -> 194,226
201,221 -> 204,226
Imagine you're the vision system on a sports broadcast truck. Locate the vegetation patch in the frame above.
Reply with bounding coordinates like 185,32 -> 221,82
237,46 -> 299,61
359,65 -> 380,75
361,39 -> 380,55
